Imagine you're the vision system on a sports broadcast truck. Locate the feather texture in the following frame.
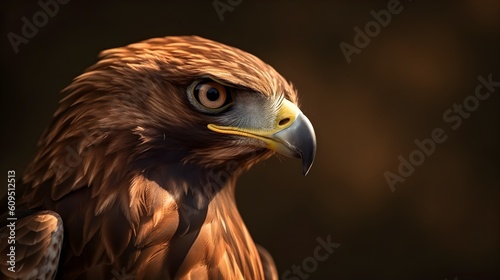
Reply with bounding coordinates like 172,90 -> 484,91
3,36 -> 300,279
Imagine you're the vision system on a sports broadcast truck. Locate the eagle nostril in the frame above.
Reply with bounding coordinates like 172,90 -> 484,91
278,118 -> 290,127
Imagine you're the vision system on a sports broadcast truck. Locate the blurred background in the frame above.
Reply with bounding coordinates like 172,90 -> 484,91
1,1 -> 499,279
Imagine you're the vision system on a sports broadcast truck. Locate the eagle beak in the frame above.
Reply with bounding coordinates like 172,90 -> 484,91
208,99 -> 317,175
271,106 -> 317,175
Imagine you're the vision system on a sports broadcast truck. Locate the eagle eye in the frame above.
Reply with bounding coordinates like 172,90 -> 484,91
189,81 -> 232,113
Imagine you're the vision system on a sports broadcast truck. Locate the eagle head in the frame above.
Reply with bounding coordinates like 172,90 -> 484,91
96,35 -> 317,175
25,35 -> 316,197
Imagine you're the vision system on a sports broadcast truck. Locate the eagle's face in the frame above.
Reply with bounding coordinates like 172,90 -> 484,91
53,36 -> 315,179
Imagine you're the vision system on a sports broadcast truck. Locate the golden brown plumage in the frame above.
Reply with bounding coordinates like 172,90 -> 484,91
1,36 -> 316,279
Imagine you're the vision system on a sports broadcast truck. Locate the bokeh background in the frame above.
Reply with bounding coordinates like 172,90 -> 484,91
1,1 -> 499,279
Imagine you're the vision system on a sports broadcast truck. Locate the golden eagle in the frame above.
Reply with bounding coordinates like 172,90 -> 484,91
1,36 -> 316,279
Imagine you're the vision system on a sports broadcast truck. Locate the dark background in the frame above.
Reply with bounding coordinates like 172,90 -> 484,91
1,1 -> 499,279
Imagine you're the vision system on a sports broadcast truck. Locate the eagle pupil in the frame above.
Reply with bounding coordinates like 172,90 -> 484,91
207,88 -> 220,101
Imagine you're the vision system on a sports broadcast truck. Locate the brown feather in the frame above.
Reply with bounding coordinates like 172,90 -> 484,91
12,36 -> 300,279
